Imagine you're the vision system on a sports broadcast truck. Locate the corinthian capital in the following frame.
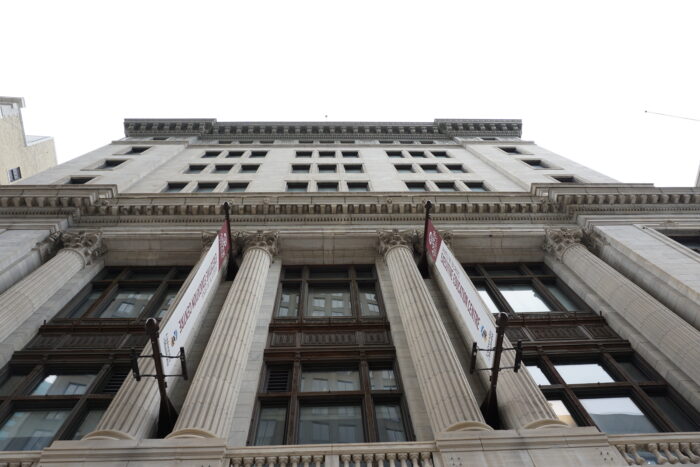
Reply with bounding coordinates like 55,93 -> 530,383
239,231 -> 279,257
34,230 -> 64,261
543,228 -> 583,261
61,231 -> 106,265
377,229 -> 418,256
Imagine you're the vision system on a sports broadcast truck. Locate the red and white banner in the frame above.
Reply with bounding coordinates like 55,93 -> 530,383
426,219 -> 497,367
159,222 -> 229,377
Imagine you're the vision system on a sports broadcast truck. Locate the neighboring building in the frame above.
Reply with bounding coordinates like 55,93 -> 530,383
0,118 -> 698,466
0,96 -> 57,185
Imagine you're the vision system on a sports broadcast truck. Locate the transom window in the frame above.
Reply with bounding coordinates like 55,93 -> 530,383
274,266 -> 383,322
465,263 -> 588,316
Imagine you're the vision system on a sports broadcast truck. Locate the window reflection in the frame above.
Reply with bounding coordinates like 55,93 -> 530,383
99,288 -> 156,318
306,286 -> 351,317
547,399 -> 577,427
545,284 -> 578,311
0,409 -> 70,451
476,285 -> 500,313
278,287 -> 300,318
580,397 -> 658,434
525,365 -> 551,385
375,404 -> 407,442
301,370 -> 360,392
67,290 -> 102,318
71,408 -> 105,440
254,407 -> 287,445
298,405 -> 363,444
370,369 -> 398,390
31,374 -> 96,396
359,286 -> 380,317
498,284 -> 552,313
555,363 -> 615,385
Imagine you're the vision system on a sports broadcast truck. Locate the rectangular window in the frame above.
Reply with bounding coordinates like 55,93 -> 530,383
97,160 -> 124,170
71,409 -> 106,440
499,146 -> 522,154
419,140 -> 434,145
552,176 -> 577,183
292,165 -> 310,173
343,165 -> 363,173
67,177 -> 94,185
306,286 -> 351,317
375,404 -> 407,442
406,182 -> 427,192
226,182 -> 248,193
163,182 -> 186,193
409,151 -> 426,158
194,182 -> 218,193
226,151 -> 244,158
580,397 -> 658,434
201,151 -> 220,158
240,165 -> 259,173
185,165 -> 206,174
319,151 -> 336,158
213,165 -> 233,174
124,146 -> 150,155
318,165 -> 336,173
31,374 -> 96,396
347,182 -> 369,192
250,151 -> 267,158
436,182 -> 458,192
254,407 -> 287,445
465,182 -> 487,192
286,182 -> 308,192
298,405 -> 363,444
431,151 -> 450,158
99,288 -> 157,318
317,182 -> 339,192
446,164 -> 466,173
0,409 -> 70,451
341,151 -> 359,158
296,151 -> 312,158
523,159 -> 548,169
301,370 -> 360,392
386,151 -> 404,158
7,167 -> 22,182
420,165 -> 439,173
395,164 -> 414,173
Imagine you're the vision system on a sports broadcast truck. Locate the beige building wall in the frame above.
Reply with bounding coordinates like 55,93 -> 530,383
0,97 -> 57,185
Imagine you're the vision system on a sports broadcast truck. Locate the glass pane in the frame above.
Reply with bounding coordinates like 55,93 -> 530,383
155,291 -> 178,318
306,286 -> 351,318
301,370 -> 360,392
476,285 -> 500,313
277,287 -> 300,318
359,286 -> 381,317
0,375 -> 24,396
545,284 -> 578,311
67,290 -> 102,318
580,397 -> 658,434
128,269 -> 168,281
0,410 -> 70,451
525,365 -> 551,385
547,400 -> 577,427
254,407 -> 287,445
484,266 -> 522,276
616,360 -> 649,382
99,288 -> 156,318
498,284 -> 553,313
651,395 -> 698,431
555,363 -> 615,384
71,408 -> 105,440
370,369 -> 398,390
31,374 -> 96,396
298,405 -> 363,444
375,404 -> 407,442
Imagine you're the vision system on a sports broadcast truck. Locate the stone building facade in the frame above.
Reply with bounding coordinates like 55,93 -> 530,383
0,97 -> 57,185
0,118 -> 698,466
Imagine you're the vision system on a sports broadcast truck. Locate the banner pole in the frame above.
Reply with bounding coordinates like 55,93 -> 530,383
418,200 -> 433,278
223,202 -> 238,280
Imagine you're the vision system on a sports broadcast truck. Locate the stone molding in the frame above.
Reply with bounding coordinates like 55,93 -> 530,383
238,231 -> 279,257
61,231 -> 106,266
543,228 -> 584,261
377,229 -> 419,256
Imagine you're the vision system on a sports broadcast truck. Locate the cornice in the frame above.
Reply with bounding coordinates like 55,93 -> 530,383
0,185 -> 698,227
123,118 -> 523,139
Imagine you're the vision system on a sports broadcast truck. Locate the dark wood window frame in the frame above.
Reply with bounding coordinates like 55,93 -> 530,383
249,265 -> 414,446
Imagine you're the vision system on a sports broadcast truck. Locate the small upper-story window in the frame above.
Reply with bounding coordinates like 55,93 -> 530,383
446,164 -> 466,173
420,164 -> 439,173
186,165 -> 206,174
202,151 -> 220,158
7,167 -> 22,182
240,165 -> 259,173
347,182 -> 369,192
250,151 -> 268,158
317,182 -> 339,192
409,151 -> 426,158
213,165 -> 233,174
97,160 -> 124,170
318,164 -> 336,173
395,164 -> 414,173
386,151 -> 404,159
465,182 -> 487,192
194,182 -> 218,193
343,164 -> 363,173
406,182 -> 427,192
436,182 -> 458,192
124,146 -> 150,155
292,164 -> 311,173
341,151 -> 359,158
431,151 -> 450,158
226,151 -> 244,158
163,182 -> 187,193
319,151 -> 336,158
667,235 -> 700,254
287,182 -> 308,192
296,151 -> 312,158
499,146 -> 523,154
523,159 -> 548,169
66,177 -> 94,185
552,175 -> 577,183
227,182 -> 248,192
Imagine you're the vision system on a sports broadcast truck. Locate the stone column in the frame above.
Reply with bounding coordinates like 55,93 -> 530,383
378,230 -> 490,433
168,231 -> 278,439
86,232 -> 221,440
544,228 -> 700,388
0,231 -> 105,342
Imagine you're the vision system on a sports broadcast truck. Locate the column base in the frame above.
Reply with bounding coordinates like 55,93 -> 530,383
523,419 -> 570,429
166,427 -> 219,439
83,429 -> 136,441
443,420 -> 493,432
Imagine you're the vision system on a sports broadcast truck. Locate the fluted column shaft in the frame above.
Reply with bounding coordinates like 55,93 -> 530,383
380,230 -> 490,432
0,231 -> 103,342
545,229 -> 700,386
168,231 -> 277,439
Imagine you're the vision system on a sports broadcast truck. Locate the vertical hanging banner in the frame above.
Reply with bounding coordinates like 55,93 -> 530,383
425,219 -> 497,367
159,222 -> 229,373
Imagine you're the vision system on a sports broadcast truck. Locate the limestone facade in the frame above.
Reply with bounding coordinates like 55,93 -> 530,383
0,119 -> 698,466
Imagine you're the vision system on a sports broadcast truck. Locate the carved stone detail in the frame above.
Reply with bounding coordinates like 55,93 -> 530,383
201,231 -> 217,252
34,230 -> 63,261
543,227 -> 583,260
60,231 -> 106,265
377,229 -> 418,256
239,230 -> 278,257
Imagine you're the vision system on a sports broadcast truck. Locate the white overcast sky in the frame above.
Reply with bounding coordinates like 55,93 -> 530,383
4,0 -> 700,186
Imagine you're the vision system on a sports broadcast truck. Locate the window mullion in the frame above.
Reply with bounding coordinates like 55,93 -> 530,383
286,361 -> 301,444
360,360 -> 376,442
